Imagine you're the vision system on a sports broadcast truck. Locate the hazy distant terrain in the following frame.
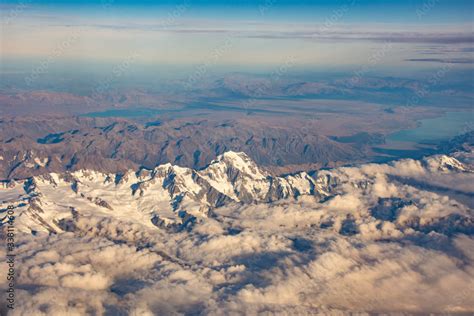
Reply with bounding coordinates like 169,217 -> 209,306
1,71 -> 473,116
2,111 -> 472,180
1,69 -> 472,179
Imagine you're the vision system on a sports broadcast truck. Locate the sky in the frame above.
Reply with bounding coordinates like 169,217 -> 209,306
1,0 -> 473,70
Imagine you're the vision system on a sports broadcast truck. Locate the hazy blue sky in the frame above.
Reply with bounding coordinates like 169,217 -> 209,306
1,0 -> 473,68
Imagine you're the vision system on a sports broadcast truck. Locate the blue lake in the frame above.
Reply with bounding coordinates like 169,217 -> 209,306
373,110 -> 473,161
83,108 -> 170,118
387,111 -> 474,144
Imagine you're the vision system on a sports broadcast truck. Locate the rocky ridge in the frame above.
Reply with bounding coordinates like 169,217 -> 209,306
1,151 -> 472,235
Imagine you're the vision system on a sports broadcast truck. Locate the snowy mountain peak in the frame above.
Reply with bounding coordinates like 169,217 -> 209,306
213,151 -> 254,166
423,155 -> 469,173
2,151 -> 472,235
217,151 -> 249,160
209,151 -> 267,178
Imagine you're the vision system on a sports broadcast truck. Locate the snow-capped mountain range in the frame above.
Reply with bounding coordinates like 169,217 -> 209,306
1,151 -> 472,234
1,151 -> 474,315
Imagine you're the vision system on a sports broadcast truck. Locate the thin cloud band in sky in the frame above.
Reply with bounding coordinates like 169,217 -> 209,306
1,1 -> 473,67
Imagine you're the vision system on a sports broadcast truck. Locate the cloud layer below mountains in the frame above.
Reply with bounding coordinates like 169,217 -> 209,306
1,152 -> 474,315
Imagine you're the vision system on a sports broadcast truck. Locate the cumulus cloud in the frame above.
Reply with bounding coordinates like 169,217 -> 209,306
1,153 -> 473,314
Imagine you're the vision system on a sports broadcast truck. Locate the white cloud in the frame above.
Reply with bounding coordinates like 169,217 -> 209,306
2,152 -> 473,314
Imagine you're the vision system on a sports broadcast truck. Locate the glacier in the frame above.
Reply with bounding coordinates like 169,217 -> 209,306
0,151 -> 473,315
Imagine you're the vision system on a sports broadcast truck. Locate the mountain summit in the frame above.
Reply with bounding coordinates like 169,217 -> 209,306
1,151 -> 472,234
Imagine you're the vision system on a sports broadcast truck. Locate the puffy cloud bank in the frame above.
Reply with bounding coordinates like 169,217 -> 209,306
1,153 -> 473,315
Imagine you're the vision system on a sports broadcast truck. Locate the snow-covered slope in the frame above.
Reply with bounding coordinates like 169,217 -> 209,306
0,151 -> 472,235
1,151 -> 474,315
423,154 -> 470,172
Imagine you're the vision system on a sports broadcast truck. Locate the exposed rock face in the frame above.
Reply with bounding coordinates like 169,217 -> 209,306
423,154 -> 471,172
0,117 -> 366,180
1,150 -> 472,235
1,152 -> 341,232
438,130 -> 474,153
